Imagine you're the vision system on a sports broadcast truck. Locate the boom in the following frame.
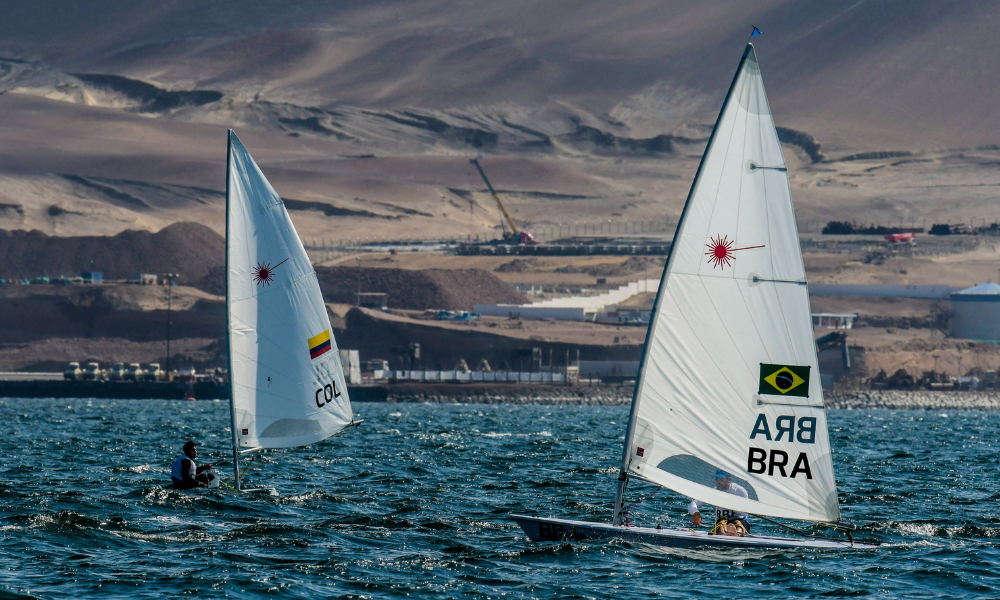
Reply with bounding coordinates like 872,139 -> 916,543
470,157 -> 521,237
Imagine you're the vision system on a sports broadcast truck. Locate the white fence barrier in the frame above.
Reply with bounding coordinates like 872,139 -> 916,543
380,370 -> 566,384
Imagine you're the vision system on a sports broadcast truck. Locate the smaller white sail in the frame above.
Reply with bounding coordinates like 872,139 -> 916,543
618,45 -> 840,524
226,130 -> 353,449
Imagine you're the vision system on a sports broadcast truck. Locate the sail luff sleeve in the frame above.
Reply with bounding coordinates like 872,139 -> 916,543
224,130 -> 242,490
618,44 -> 755,477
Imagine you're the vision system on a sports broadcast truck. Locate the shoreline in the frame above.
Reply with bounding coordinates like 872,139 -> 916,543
379,388 -> 1000,410
824,390 -> 1000,410
2,379 -> 1000,409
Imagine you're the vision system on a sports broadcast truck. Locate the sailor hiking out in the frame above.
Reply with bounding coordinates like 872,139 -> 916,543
688,470 -> 751,536
171,440 -> 216,490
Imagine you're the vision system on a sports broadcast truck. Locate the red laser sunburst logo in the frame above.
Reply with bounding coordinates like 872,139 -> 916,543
705,235 -> 765,270
253,258 -> 289,286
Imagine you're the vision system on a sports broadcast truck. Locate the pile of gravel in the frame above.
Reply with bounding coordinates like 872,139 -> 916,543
316,266 -> 527,310
0,223 -> 224,291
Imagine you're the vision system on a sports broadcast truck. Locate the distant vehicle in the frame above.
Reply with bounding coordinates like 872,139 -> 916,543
143,363 -> 164,382
362,359 -> 390,372
81,362 -> 103,381
453,311 -> 480,322
123,363 -> 143,382
106,363 -> 126,381
436,310 -> 480,321
177,366 -> 197,381
63,362 -> 82,381
884,232 -> 915,244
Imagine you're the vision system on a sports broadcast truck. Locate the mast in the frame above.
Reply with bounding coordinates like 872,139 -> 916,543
613,44 -> 755,526
225,129 -> 242,491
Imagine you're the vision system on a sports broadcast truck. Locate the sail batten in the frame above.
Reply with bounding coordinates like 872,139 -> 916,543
618,45 -> 840,524
226,130 -> 353,452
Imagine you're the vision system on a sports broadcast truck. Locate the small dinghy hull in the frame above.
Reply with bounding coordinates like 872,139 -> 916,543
511,515 -> 876,550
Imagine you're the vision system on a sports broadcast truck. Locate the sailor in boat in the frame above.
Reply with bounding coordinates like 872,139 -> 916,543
171,441 -> 215,490
688,470 -> 751,536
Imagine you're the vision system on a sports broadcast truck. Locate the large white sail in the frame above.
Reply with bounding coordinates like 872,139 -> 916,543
226,130 -> 353,450
618,45 -> 840,523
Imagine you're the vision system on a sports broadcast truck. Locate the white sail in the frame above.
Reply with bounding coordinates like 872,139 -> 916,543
619,45 -> 840,523
226,130 -> 353,450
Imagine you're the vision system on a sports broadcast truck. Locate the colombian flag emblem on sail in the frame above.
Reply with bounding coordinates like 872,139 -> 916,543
308,330 -> 332,360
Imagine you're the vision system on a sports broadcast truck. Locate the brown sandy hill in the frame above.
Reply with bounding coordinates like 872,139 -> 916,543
0,222 -> 224,287
3,1 -> 999,151
0,2 -> 999,246
315,267 -> 526,311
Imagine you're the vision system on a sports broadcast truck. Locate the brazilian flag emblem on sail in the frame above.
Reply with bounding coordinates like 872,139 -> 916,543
758,364 -> 810,397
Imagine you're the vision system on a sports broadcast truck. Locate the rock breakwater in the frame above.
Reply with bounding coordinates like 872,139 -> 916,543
385,383 -> 631,405
385,386 -> 1000,409
826,390 -> 1000,410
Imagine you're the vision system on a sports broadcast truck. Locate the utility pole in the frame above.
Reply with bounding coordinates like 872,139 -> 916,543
164,273 -> 180,377
356,255 -> 362,307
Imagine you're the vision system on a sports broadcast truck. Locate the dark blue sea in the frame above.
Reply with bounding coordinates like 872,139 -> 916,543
1,399 -> 997,599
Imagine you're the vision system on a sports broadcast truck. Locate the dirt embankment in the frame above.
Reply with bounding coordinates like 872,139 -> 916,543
316,267 -> 527,310
0,286 -> 225,344
335,308 -> 640,372
0,222 -> 224,291
0,224 -> 528,310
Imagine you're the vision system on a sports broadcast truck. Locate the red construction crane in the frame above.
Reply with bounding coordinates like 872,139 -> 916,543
470,156 -> 537,244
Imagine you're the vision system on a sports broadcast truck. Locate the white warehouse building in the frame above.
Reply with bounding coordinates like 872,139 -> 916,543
949,283 -> 1000,341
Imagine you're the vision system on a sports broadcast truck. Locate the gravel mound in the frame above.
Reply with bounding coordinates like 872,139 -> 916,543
0,223 -> 224,290
0,223 -> 525,308
494,259 -> 536,273
315,267 -> 526,310
582,256 -> 662,277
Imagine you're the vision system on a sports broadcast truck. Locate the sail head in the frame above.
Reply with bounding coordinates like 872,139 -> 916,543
622,45 -> 840,523
227,131 -> 353,449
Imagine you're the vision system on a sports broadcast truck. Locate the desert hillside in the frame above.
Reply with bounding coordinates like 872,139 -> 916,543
0,1 -> 997,242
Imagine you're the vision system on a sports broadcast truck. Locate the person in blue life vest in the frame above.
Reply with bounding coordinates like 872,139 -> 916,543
688,470 -> 751,536
171,440 -> 215,490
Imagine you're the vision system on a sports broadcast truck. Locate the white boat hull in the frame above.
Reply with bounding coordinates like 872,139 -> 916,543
511,515 -> 876,550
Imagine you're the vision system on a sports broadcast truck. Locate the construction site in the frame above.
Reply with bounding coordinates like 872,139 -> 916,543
3,199 -> 1000,397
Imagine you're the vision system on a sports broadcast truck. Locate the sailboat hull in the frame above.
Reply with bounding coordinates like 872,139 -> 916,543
511,515 -> 876,550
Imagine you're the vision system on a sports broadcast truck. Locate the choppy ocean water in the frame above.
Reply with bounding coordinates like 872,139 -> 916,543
1,398 -> 997,599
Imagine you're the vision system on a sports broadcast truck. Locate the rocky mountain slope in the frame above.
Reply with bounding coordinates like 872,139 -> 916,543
0,1 -> 997,241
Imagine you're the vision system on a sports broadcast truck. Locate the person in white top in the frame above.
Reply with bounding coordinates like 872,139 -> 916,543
170,440 -> 215,490
688,470 -> 751,536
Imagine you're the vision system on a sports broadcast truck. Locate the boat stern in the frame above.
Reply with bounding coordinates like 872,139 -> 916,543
511,514 -> 613,542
